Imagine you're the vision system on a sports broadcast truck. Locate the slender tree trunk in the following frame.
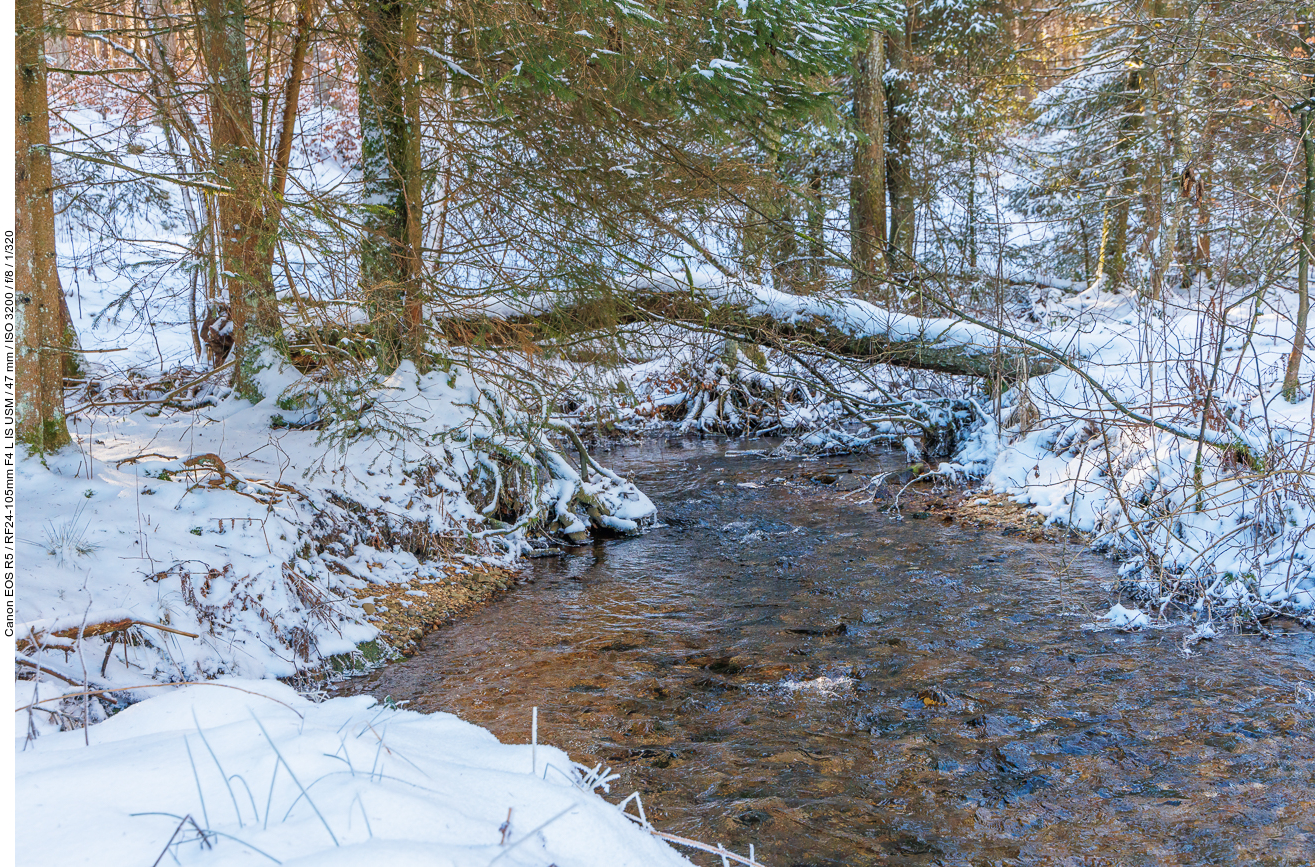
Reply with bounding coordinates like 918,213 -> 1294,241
1103,65 -> 1143,288
138,0 -> 209,360
885,20 -> 915,273
965,146 -> 978,269
771,188 -> 799,292
199,0 -> 279,398
1079,214 -> 1092,282
1155,94 -> 1192,302
16,0 -> 73,450
359,0 -> 425,371
850,29 -> 887,298
806,165 -> 826,289
1284,87 -> 1315,402
269,0 -> 317,208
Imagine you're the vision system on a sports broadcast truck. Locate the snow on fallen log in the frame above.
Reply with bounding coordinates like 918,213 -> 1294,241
441,271 -> 1067,379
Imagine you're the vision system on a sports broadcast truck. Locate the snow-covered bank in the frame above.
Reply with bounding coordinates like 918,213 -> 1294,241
16,679 -> 689,867
963,283 -> 1315,624
587,275 -> 1315,626
18,360 -> 653,732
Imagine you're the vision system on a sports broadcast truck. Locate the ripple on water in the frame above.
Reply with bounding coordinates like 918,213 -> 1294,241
337,438 -> 1315,867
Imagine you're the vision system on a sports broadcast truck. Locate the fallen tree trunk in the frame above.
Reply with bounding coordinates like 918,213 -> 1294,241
439,280 -> 1062,379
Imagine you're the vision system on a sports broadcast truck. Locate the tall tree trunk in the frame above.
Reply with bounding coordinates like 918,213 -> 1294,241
770,189 -> 799,292
965,146 -> 978,269
850,29 -> 887,298
359,0 -> 425,371
1284,83 -> 1315,402
138,0 -> 209,360
1103,65 -> 1143,288
269,0 -> 317,209
1154,49 -> 1193,301
885,19 -> 915,274
199,0 -> 279,398
16,0 -> 73,451
806,165 -> 826,290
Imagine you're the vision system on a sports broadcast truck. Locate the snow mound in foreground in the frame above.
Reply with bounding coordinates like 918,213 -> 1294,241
16,679 -> 686,867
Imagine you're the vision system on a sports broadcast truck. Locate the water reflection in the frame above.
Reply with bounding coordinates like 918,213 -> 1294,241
338,438 -> 1315,866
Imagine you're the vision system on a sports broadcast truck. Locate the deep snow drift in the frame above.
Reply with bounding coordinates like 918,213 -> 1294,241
16,679 -> 691,867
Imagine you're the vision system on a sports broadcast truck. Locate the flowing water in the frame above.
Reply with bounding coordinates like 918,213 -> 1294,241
337,439 -> 1315,866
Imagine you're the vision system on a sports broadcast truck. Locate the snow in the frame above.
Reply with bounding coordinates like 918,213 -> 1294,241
23,78 -> 1315,867
963,281 -> 1315,622
17,356 -> 654,698
15,679 -> 689,867
1095,603 -> 1151,630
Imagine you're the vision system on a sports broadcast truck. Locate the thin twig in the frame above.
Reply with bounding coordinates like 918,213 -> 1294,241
69,359 -> 237,414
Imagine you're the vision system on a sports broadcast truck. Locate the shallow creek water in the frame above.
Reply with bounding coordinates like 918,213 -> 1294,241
338,439 -> 1315,866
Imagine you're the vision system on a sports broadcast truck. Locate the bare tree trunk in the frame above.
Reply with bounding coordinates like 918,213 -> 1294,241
850,29 -> 887,298
359,0 -> 425,371
16,0 -> 73,450
885,18 -> 915,273
806,165 -> 826,289
1103,65 -> 1143,288
137,0 -> 209,360
199,0 -> 280,398
1284,83 -> 1315,402
965,146 -> 977,269
771,190 -> 800,292
1155,69 -> 1193,301
269,0 -> 318,208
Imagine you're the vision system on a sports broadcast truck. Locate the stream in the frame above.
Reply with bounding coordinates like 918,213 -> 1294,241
337,438 -> 1315,866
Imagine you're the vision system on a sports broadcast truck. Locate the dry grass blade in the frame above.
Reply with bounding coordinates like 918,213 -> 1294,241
647,830 -> 769,867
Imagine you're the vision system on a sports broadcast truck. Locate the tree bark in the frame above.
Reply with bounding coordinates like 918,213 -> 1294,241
771,188 -> 800,292
885,20 -> 915,273
16,0 -> 72,451
1102,65 -> 1143,288
359,0 -> 425,371
198,0 -> 280,398
850,29 -> 887,298
1284,83 -> 1315,402
441,284 -> 1061,380
806,166 -> 826,288
965,147 -> 977,269
269,0 -> 318,208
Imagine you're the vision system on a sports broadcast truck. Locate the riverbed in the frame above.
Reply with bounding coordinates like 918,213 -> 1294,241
337,438 -> 1315,866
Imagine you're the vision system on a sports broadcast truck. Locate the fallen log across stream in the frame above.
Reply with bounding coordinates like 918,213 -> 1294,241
438,278 -> 1067,380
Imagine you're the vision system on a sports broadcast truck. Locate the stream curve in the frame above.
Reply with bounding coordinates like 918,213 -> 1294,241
337,438 -> 1315,866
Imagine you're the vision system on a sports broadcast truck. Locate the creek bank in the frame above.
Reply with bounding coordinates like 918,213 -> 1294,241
340,563 -> 520,662
17,679 -> 691,867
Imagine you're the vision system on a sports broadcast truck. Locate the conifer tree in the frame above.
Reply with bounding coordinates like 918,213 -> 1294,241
359,0 -> 425,371
851,29 -> 888,296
